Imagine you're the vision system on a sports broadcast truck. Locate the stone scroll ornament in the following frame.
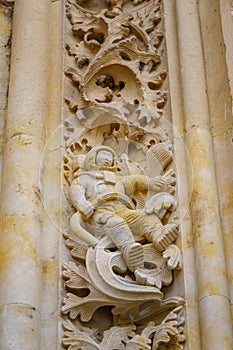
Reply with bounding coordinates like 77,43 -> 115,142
62,1 -> 185,349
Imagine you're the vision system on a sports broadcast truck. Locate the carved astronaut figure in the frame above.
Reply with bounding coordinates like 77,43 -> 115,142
70,145 -> 178,274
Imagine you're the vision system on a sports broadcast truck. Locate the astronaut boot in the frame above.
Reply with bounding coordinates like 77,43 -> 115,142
153,222 -> 179,252
122,242 -> 144,272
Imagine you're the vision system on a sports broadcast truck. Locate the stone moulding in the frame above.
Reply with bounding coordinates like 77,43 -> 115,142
62,1 -> 185,349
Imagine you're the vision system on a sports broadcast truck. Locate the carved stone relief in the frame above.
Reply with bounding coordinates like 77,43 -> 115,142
65,0 -> 167,114
62,1 -> 185,349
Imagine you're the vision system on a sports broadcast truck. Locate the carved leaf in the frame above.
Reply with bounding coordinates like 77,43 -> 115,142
63,320 -> 100,350
126,335 -> 151,350
62,263 -> 106,322
65,238 -> 88,260
100,326 -> 136,350
163,245 -> 182,270
66,66 -> 82,85
151,306 -> 185,350
62,291 -> 112,322
137,106 -> 161,125
152,322 -> 178,349
63,293 -> 85,320
63,262 -> 91,289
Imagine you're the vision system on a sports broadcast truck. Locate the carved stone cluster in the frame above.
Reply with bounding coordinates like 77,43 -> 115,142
62,1 -> 185,349
65,0 -> 167,115
63,306 -> 185,349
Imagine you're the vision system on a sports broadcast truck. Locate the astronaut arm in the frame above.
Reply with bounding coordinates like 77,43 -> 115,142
70,181 -> 94,219
122,175 -> 158,192
124,171 -> 176,194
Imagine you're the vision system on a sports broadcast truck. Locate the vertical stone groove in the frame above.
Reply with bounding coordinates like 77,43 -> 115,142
176,0 -> 233,349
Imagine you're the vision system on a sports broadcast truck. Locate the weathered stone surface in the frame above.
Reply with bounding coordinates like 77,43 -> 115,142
0,0 -> 232,349
61,1 -> 185,349
0,304 -> 40,350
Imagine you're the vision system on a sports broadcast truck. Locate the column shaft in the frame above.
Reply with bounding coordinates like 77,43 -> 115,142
163,1 -> 201,349
0,0 -> 50,348
176,1 -> 233,349
0,3 -> 12,203
218,0 -> 233,318
41,0 -> 63,349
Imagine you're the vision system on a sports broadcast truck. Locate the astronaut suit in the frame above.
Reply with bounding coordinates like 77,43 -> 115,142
70,146 -> 178,272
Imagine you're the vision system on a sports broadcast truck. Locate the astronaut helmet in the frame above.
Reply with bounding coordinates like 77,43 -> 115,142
83,145 -> 117,171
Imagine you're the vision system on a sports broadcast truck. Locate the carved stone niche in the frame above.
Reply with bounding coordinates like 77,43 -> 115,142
62,0 -> 185,349
61,106 -> 185,350
64,0 -> 167,114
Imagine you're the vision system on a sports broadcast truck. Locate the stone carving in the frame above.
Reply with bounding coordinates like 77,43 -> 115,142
67,144 -> 179,284
63,305 -> 185,349
62,0 -> 185,349
62,113 -> 184,348
65,0 -> 166,115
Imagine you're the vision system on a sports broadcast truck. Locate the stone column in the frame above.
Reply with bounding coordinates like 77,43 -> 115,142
176,1 -> 233,349
218,0 -> 233,319
0,2 -> 12,205
40,0 -> 63,348
0,0 -> 50,348
164,1 -> 201,348
219,0 -> 233,102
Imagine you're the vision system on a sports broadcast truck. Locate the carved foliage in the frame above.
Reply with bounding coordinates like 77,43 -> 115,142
63,306 -> 185,350
62,1 -> 185,349
65,0 -> 167,114
61,125 -> 184,348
